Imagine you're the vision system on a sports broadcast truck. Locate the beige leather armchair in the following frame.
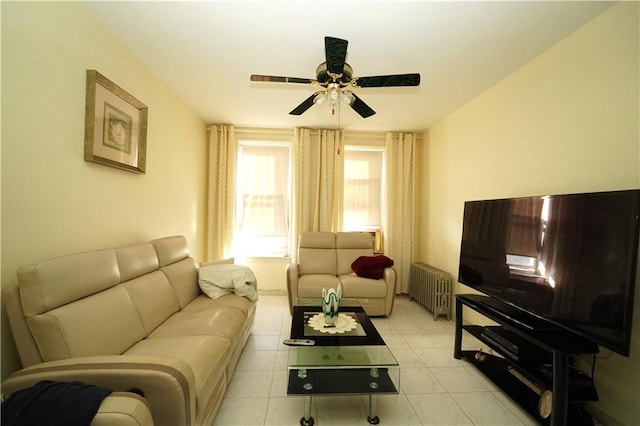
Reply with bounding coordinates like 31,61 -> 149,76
286,231 -> 396,316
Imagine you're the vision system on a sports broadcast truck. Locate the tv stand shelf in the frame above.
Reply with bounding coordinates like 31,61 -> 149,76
454,294 -> 598,426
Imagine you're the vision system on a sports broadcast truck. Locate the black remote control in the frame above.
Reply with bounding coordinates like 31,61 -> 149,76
283,339 -> 315,346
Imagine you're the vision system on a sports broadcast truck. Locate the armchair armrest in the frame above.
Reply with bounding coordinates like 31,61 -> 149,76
383,267 -> 397,315
286,263 -> 300,315
2,355 -> 195,426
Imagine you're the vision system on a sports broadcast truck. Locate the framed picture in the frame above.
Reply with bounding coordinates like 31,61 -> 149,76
84,70 -> 148,174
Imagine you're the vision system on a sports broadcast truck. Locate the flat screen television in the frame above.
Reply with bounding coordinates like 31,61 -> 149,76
458,189 -> 640,356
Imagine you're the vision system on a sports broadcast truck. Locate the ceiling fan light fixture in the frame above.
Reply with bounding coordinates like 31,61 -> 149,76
313,92 -> 327,106
341,90 -> 355,106
329,87 -> 340,101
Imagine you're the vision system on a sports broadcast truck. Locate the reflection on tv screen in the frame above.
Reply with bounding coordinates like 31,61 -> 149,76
458,190 -> 640,356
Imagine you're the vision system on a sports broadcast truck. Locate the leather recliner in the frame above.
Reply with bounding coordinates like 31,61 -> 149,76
286,231 -> 396,316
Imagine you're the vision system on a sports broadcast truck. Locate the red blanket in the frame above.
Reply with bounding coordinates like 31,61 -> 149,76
351,255 -> 394,279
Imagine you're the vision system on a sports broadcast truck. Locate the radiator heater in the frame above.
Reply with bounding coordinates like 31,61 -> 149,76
409,262 -> 452,320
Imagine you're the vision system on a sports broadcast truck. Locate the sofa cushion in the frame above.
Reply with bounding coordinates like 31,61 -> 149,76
160,258 -> 200,309
339,274 -> 389,298
115,243 -> 159,282
123,271 -> 180,335
148,307 -> 246,347
335,232 -> 375,275
298,232 -> 338,275
182,294 -> 255,318
299,232 -> 336,249
18,249 -> 120,317
152,236 -> 190,267
298,249 -> 337,276
297,274 -> 341,298
336,232 -> 373,249
336,248 -> 373,276
27,286 -> 146,361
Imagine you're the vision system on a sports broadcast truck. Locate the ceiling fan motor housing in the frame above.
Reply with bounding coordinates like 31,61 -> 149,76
316,62 -> 353,86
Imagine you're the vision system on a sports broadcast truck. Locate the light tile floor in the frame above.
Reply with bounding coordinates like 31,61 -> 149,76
213,293 -> 538,426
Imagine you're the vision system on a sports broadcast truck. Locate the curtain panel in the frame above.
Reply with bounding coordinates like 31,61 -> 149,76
206,124 -> 237,261
384,132 -> 416,293
291,128 -> 344,259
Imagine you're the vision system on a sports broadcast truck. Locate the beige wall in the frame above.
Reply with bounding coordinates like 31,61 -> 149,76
1,2 -> 208,379
417,3 -> 639,424
240,256 -> 288,292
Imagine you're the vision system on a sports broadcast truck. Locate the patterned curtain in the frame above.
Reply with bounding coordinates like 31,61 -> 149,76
291,128 -> 344,259
206,124 -> 237,261
385,132 -> 415,293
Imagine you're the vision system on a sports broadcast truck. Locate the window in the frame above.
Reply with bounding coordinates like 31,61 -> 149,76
232,135 -> 386,257
234,142 -> 291,257
343,147 -> 384,231
506,254 -> 537,272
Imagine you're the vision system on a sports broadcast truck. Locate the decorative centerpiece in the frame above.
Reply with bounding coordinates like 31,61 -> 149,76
321,283 -> 343,327
307,282 -> 357,334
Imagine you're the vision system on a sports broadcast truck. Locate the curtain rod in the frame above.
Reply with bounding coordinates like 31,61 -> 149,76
233,126 -> 294,136
209,125 -> 423,140
233,127 -> 339,136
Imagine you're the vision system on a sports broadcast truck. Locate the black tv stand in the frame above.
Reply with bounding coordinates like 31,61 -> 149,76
454,294 -> 598,426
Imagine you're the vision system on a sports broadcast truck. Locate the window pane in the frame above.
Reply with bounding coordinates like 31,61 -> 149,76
343,149 -> 383,229
236,144 -> 290,256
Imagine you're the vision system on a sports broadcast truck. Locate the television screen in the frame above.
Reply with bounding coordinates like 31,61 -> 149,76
458,190 -> 640,356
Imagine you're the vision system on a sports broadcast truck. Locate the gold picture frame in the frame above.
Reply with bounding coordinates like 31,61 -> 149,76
84,70 -> 148,174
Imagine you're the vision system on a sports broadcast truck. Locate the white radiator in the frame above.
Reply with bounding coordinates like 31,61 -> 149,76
409,262 -> 452,320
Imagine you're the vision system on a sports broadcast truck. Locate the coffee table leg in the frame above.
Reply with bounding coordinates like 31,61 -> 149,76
367,394 -> 380,424
300,395 -> 314,426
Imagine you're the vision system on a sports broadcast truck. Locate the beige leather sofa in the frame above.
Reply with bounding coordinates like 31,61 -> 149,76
2,236 -> 256,426
287,231 -> 396,316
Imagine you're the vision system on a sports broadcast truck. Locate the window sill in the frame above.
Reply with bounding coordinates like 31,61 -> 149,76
235,254 -> 291,261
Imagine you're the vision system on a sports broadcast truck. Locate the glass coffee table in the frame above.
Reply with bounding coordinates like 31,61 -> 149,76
287,299 -> 399,425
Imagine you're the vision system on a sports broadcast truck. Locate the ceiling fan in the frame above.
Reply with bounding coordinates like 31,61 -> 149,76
250,36 -> 420,119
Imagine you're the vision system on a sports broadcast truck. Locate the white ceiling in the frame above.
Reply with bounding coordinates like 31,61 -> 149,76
83,1 -> 615,132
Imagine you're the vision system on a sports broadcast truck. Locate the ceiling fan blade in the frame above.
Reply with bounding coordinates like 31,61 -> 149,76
289,93 -> 319,115
251,74 -> 315,84
325,36 -> 348,76
350,94 -> 376,118
354,73 -> 421,88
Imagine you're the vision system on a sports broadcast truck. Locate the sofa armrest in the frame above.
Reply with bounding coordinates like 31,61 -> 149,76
92,392 -> 154,426
2,355 -> 195,426
383,267 -> 397,315
286,263 -> 299,315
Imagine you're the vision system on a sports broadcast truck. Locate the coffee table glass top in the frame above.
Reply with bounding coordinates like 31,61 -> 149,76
290,299 -> 385,346
289,298 -> 397,367
288,345 -> 398,369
